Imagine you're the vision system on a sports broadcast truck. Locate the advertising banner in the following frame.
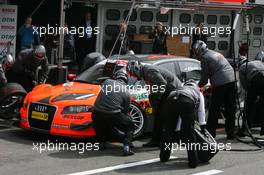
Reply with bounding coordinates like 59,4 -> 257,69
0,5 -> 17,59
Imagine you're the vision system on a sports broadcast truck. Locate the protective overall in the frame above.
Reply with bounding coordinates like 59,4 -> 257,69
196,40 -> 236,139
92,69 -> 135,156
128,61 -> 182,147
160,84 -> 206,168
9,46 -> 48,92
239,60 -> 264,134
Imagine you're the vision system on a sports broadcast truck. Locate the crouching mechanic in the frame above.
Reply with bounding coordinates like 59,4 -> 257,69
0,54 -> 15,87
239,57 -> 264,135
194,40 -> 236,139
92,69 -> 135,156
159,80 -> 206,168
127,60 -> 182,147
9,45 -> 48,92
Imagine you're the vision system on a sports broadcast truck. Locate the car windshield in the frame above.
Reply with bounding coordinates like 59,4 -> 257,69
75,63 -> 105,84
75,61 -> 139,86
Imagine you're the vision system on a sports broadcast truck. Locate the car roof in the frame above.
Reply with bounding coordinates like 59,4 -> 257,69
108,54 -> 198,64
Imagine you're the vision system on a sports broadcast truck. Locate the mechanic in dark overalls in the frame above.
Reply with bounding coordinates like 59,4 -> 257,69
238,57 -> 264,135
127,60 -> 182,147
8,45 -> 48,92
160,80 -> 206,168
194,40 -> 236,139
0,54 -> 15,87
92,68 -> 135,156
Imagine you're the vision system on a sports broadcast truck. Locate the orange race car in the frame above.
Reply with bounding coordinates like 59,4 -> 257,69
20,55 -> 202,138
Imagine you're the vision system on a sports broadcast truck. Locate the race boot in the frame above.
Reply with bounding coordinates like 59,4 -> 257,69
122,145 -> 134,156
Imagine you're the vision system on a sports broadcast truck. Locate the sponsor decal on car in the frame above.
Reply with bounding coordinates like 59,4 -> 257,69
62,115 -> 85,120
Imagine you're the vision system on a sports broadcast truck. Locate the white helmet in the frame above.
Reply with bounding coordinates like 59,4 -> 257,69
255,51 -> 264,62
192,40 -> 208,58
33,45 -> 46,61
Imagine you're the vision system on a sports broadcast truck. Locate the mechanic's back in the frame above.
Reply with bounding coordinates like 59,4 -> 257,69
94,78 -> 130,114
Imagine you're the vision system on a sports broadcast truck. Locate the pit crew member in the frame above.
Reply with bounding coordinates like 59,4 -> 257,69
194,40 -> 236,139
160,80 -> 206,168
127,60 -> 182,147
92,68 -> 135,156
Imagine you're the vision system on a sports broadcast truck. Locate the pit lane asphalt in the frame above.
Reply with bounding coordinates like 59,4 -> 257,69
0,122 -> 264,175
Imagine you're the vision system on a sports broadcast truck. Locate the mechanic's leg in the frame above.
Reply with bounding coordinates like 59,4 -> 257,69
111,113 -> 135,156
245,87 -> 257,129
223,83 -> 236,139
207,87 -> 222,138
143,93 -> 162,147
92,111 -> 108,150
180,97 -> 198,168
160,99 -> 178,162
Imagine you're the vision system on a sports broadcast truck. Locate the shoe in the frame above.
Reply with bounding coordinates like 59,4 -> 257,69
123,145 -> 134,156
142,140 -> 160,148
159,144 -> 171,162
188,161 -> 198,168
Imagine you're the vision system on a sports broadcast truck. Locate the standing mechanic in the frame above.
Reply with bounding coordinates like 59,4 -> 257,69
193,40 -> 236,139
8,45 -> 48,92
238,58 -> 264,135
92,69 -> 135,156
0,54 -> 15,87
160,80 -> 206,168
127,60 -> 182,147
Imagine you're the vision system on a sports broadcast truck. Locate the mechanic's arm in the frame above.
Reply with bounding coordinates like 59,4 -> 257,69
239,69 -> 247,91
40,57 -> 49,80
197,91 -> 206,126
198,59 -> 209,87
122,92 -> 131,114
147,69 -> 167,93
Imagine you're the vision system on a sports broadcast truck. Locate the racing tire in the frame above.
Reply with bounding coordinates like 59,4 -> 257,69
114,101 -> 147,139
194,122 -> 219,162
0,83 -> 27,120
129,101 -> 147,138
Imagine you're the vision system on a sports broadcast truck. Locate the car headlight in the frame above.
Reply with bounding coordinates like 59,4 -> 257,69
62,105 -> 93,114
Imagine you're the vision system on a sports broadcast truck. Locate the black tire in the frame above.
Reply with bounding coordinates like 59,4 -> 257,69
114,101 -> 147,139
0,83 -> 27,120
194,122 -> 219,162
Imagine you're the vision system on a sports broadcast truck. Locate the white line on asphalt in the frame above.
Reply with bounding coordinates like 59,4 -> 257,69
67,156 -> 177,175
191,169 -> 223,175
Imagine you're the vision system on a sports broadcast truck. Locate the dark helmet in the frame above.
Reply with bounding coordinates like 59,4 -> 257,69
255,51 -> 264,62
83,52 -> 106,70
127,60 -> 141,79
33,45 -> 46,61
184,79 -> 197,87
113,68 -> 128,84
192,40 -> 208,58
2,54 -> 15,69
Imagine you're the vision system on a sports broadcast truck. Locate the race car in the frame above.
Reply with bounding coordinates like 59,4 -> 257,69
20,55 -> 201,138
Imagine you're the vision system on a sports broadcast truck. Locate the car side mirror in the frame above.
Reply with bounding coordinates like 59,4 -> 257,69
67,74 -> 77,81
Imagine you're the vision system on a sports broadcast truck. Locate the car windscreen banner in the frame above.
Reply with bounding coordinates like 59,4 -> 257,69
0,5 -> 17,59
